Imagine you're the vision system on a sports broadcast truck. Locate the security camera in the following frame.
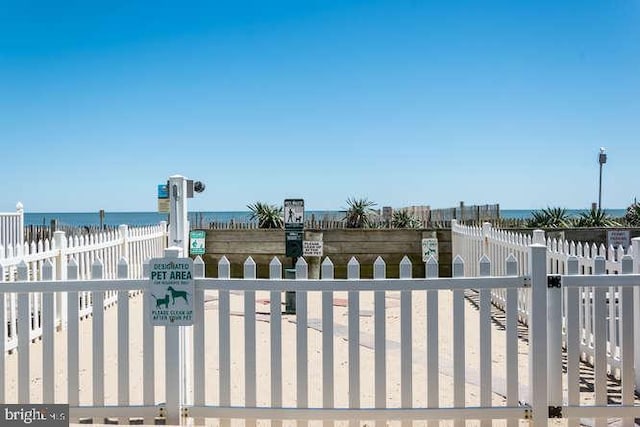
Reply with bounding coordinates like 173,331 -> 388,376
194,181 -> 206,193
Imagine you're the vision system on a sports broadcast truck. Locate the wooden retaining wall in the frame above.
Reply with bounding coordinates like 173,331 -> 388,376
200,228 -> 453,278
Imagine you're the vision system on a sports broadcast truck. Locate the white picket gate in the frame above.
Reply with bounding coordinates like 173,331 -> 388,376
1,225 -> 639,426
0,242 -> 557,426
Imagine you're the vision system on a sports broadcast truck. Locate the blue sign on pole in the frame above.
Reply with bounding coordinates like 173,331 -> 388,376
158,184 -> 169,199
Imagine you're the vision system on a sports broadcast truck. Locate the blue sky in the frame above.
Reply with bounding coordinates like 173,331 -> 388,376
1,1 -> 639,213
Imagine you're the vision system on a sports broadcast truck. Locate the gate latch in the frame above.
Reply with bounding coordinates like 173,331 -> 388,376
547,275 -> 561,288
548,405 -> 562,418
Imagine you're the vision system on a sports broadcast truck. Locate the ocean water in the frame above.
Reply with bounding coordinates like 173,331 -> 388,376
23,208 -> 628,227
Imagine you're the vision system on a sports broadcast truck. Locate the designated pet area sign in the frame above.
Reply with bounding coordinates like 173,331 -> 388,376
148,257 -> 195,326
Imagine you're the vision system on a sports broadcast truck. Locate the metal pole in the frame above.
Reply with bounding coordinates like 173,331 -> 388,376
598,162 -> 603,210
597,148 -> 607,211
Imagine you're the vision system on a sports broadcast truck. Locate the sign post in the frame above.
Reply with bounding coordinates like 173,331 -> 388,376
148,249 -> 194,424
284,199 -> 304,313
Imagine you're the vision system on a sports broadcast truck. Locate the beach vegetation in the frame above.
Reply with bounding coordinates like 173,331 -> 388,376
572,207 -> 620,227
247,202 -> 283,229
624,200 -> 640,226
392,210 -> 422,228
526,207 -> 571,228
343,197 -> 377,228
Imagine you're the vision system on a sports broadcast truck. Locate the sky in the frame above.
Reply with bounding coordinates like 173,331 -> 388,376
1,0 -> 639,213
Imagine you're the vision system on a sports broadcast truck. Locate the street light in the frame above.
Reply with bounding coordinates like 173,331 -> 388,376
598,147 -> 607,210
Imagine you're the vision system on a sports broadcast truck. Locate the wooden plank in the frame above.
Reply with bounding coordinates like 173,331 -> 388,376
219,289 -> 231,427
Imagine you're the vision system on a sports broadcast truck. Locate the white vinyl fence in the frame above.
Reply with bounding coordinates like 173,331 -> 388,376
0,203 -> 24,250
1,250 -> 536,426
453,220 -> 640,425
0,222 -> 167,352
3,238 -> 639,426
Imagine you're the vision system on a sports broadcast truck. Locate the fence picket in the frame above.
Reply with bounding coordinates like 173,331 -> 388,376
92,258 -> 105,409
347,257 -> 360,427
505,254 -> 519,427
321,257 -> 335,427
373,256 -> 387,414
42,259 -> 55,403
478,255 -> 491,427
620,255 -> 634,427
452,255 -> 465,427
67,257 -> 80,410
296,257 -> 309,427
117,257 -> 130,423
593,256 -> 607,427
399,255 -> 412,424
192,256 -> 205,426
218,256 -> 231,427
17,260 -> 29,403
425,256 -> 439,427
269,256 -> 282,427
243,257 -> 257,427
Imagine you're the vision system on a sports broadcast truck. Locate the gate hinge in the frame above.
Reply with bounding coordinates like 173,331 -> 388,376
181,407 -> 189,418
523,408 -> 532,420
547,275 -> 561,288
548,405 -> 562,418
158,406 -> 166,418
522,276 -> 531,288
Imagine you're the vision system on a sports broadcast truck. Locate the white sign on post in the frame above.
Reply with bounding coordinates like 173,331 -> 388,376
607,230 -> 630,250
303,240 -> 323,257
422,238 -> 438,262
149,257 -> 194,326
284,199 -> 305,229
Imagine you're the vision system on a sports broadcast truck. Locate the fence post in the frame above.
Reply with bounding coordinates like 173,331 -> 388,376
53,231 -> 67,330
482,222 -> 492,257
16,202 -> 24,245
633,237 -> 640,392
528,242 -> 548,426
168,176 -> 189,254
164,246 -> 184,425
533,229 -> 545,245
119,225 -> 129,261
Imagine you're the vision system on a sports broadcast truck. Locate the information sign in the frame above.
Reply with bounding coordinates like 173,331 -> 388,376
303,240 -> 323,257
157,183 -> 170,213
148,257 -> 194,326
422,238 -> 439,262
284,199 -> 305,229
607,230 -> 630,250
190,230 -> 206,255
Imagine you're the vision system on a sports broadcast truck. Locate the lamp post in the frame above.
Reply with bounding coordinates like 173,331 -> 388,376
598,147 -> 607,210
